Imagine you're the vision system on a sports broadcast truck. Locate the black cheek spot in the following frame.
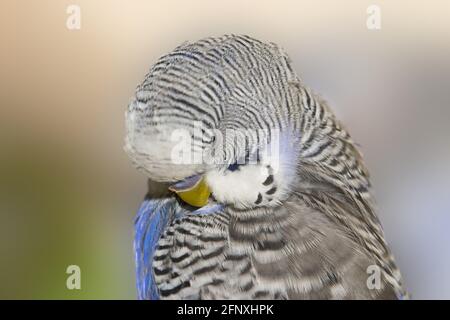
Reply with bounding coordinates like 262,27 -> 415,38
227,163 -> 240,172
254,193 -> 263,205
266,187 -> 277,195
262,175 -> 274,186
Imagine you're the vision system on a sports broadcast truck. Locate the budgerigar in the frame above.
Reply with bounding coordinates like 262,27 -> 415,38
125,35 -> 407,299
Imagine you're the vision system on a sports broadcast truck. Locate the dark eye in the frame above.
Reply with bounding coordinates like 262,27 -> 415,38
227,163 -> 240,172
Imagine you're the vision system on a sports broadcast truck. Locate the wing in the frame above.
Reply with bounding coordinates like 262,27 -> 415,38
148,197 -> 403,299
229,198 -> 400,299
134,197 -> 175,300
151,207 -> 231,299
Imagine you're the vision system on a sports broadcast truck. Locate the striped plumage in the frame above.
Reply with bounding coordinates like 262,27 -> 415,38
125,35 -> 407,299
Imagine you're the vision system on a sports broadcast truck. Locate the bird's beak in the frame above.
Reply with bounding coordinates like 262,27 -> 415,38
168,175 -> 211,207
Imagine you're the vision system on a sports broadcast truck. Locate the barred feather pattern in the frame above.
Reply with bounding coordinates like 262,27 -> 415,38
126,35 -> 408,299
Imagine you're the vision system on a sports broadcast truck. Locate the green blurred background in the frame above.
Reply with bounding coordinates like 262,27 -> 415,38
2,0 -> 450,299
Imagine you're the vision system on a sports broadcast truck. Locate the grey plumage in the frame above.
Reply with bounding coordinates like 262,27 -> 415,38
125,35 -> 407,299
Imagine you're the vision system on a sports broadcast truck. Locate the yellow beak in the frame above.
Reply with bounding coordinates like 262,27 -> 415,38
168,176 -> 211,207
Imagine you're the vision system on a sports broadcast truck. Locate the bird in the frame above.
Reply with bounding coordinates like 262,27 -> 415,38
124,35 -> 408,299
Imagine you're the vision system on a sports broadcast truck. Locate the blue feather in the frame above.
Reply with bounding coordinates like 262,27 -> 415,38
134,198 -> 174,300
133,197 -> 223,299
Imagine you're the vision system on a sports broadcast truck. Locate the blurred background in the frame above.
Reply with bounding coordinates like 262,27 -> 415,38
1,0 -> 449,299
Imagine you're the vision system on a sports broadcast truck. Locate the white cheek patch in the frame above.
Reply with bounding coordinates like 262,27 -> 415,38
206,165 -> 269,208
205,131 -> 300,209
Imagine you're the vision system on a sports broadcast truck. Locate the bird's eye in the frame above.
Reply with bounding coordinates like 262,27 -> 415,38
227,163 -> 240,172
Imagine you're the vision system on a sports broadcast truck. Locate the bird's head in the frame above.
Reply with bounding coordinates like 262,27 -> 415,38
125,35 -> 302,209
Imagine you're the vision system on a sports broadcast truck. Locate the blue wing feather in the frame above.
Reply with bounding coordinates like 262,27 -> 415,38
134,198 -> 174,300
134,196 -> 223,300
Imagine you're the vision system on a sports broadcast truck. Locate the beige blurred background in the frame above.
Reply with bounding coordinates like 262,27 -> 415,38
1,0 -> 450,299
